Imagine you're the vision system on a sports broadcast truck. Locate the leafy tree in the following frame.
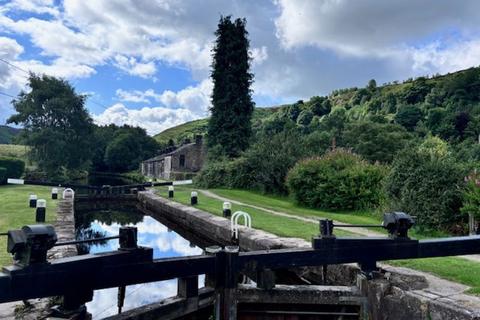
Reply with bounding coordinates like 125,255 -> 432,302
343,121 -> 412,163
367,79 -> 377,91
287,101 -> 302,122
394,105 -> 423,131
104,127 -> 158,172
208,16 -> 254,157
7,74 -> 94,178
385,145 -> 466,232
401,77 -> 432,104
309,96 -> 331,116
296,109 -> 314,126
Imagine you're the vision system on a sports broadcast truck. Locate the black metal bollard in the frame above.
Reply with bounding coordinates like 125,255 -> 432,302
29,194 -> 37,208
36,199 -> 46,223
190,191 -> 198,205
51,188 -> 58,200
168,186 -> 174,198
223,202 -> 232,218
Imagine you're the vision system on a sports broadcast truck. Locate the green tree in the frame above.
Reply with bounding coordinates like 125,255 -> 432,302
394,105 -> 423,131
385,145 -> 466,231
104,127 -> 158,172
208,16 -> 254,157
343,121 -> 412,163
7,74 -> 94,178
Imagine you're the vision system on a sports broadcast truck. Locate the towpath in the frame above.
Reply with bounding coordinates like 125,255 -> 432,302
198,189 -> 480,263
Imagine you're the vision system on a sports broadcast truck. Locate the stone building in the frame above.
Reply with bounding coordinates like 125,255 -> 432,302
141,136 -> 206,180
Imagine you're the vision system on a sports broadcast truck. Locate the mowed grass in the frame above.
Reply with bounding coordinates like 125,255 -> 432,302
155,186 -> 354,239
156,185 -> 480,294
211,188 -> 382,226
0,185 -> 58,267
391,257 -> 480,294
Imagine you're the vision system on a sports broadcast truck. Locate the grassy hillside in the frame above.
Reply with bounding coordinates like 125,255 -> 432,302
0,144 -> 29,160
153,107 -> 278,145
154,118 -> 208,145
0,125 -> 21,144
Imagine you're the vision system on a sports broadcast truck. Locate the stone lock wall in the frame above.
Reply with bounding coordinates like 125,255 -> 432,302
137,191 -> 480,320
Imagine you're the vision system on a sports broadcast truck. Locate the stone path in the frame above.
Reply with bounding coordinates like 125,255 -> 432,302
198,189 -> 480,263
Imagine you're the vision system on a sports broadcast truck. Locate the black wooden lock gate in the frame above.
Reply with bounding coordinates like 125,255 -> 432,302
1,213 -> 480,319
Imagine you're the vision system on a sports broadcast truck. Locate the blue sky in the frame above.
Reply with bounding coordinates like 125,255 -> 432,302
1,0 -> 480,135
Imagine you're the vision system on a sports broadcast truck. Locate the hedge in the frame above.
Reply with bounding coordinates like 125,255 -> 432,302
0,157 -> 25,181
0,167 -> 7,184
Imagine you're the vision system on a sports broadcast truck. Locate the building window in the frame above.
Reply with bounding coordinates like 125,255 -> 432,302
179,155 -> 185,168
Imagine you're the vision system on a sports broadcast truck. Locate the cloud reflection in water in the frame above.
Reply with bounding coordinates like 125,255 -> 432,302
80,215 -> 203,319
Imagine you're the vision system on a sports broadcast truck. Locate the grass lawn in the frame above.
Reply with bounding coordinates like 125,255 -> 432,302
156,185 -> 480,294
0,184 -> 58,267
391,257 -> 480,294
155,186 -> 354,239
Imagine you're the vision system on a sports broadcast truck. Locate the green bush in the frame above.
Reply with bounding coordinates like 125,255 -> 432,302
0,167 -> 7,184
0,157 -> 25,180
195,157 -> 254,189
385,146 -> 466,232
286,149 -> 386,210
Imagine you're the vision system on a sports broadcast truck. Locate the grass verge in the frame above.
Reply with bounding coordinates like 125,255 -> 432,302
155,186 -> 354,239
0,185 -> 58,267
157,185 -> 480,294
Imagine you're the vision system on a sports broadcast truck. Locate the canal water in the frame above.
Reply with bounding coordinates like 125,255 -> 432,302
75,208 -> 205,319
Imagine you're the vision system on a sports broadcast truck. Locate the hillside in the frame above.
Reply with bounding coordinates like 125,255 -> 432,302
0,125 -> 21,144
154,107 -> 279,145
156,66 -> 480,147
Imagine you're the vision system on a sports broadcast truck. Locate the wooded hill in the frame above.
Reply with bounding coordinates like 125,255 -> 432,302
0,126 -> 21,144
154,66 -> 480,151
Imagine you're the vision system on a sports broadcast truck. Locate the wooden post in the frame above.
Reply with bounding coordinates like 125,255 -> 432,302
178,276 -> 199,298
215,247 -> 238,320
256,268 -> 275,290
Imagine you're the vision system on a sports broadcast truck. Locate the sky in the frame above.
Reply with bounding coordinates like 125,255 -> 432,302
1,0 -> 480,136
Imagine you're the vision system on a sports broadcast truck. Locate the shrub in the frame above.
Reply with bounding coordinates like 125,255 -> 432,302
197,129 -> 307,194
0,156 -> 25,180
195,157 -> 254,189
0,167 -> 7,184
286,149 -> 386,210
385,147 -> 466,232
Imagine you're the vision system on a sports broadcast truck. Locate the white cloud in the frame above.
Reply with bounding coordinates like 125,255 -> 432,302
250,46 -> 268,66
114,55 -> 157,79
4,0 -> 59,17
115,79 -> 212,114
274,0 -> 480,57
409,39 -> 480,75
2,0 -> 480,125
93,103 -> 199,135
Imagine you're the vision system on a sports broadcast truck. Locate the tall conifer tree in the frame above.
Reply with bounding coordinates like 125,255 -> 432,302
208,16 -> 254,157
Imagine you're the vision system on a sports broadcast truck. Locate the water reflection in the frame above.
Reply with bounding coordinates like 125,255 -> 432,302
75,211 -> 203,319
